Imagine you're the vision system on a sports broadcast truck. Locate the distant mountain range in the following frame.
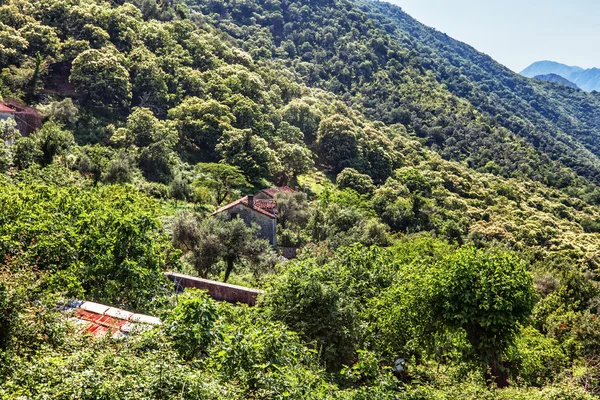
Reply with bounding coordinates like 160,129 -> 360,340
521,61 -> 600,92
533,73 -> 579,89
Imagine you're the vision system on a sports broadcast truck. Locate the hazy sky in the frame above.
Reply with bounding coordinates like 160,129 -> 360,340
388,0 -> 600,72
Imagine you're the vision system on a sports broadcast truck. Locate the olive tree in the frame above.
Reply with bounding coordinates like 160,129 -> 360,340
274,191 -> 311,230
172,213 -> 276,282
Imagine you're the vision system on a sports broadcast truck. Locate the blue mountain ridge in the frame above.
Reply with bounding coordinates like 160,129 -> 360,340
522,61 -> 600,92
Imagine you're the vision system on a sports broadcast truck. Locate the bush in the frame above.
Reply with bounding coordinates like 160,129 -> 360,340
12,137 -> 42,170
169,175 -> 193,201
0,143 -> 11,172
262,245 -> 396,371
261,257 -> 358,371
506,326 -> 568,386
36,122 -> 74,166
0,177 -> 171,312
429,247 -> 537,386
336,168 -> 376,195
103,152 -> 134,184
163,290 -> 219,361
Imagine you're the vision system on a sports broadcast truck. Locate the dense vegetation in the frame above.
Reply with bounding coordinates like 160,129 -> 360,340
533,73 -> 580,89
192,0 -> 600,193
2,0 -> 600,398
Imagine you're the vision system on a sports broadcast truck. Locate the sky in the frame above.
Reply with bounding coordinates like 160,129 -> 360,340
388,0 -> 600,72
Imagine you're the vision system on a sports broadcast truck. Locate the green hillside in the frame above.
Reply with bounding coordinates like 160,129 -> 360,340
362,1 -> 600,187
2,0 -> 600,398
190,0 -> 600,193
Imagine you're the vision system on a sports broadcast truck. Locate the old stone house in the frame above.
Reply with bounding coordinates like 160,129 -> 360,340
0,104 -> 15,121
0,100 -> 43,141
212,186 -> 295,247
0,104 -> 17,145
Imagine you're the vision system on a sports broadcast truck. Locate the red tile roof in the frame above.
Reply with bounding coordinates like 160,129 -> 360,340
260,186 -> 295,198
212,196 -> 277,218
254,199 -> 277,212
0,104 -> 15,113
212,187 -> 297,218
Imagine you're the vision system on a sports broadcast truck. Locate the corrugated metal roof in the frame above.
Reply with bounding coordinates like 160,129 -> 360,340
130,313 -> 161,325
64,300 -> 161,338
79,301 -> 110,315
105,307 -> 134,320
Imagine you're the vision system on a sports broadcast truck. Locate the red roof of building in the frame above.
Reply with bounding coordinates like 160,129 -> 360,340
254,199 -> 277,212
0,104 -> 15,113
212,187 -> 297,218
260,186 -> 295,198
212,196 -> 277,218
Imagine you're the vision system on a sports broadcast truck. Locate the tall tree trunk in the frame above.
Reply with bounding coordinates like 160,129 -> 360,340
224,258 -> 234,282
487,356 -> 509,388
466,328 -> 509,388
26,53 -> 42,103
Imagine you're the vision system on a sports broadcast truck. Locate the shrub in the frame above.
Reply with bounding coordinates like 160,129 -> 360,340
336,168 -> 375,195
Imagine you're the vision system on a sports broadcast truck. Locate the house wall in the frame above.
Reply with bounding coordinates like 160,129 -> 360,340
0,114 -> 16,145
222,204 -> 277,246
14,112 -> 42,136
0,113 -> 37,139
0,112 -> 14,121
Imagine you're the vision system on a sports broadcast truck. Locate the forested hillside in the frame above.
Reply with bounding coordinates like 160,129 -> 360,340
192,0 -> 600,192
534,73 -> 579,89
2,0 -> 600,398
359,2 -> 600,185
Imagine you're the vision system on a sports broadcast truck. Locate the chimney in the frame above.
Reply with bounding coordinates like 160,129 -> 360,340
248,194 -> 254,209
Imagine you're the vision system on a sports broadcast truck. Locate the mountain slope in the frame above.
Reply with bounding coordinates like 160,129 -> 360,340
573,68 -> 600,92
521,60 -> 583,81
359,2 -> 600,187
1,0 -> 599,257
4,0 -> 600,397
522,61 -> 600,92
534,73 -> 580,89
190,0 -> 600,194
